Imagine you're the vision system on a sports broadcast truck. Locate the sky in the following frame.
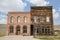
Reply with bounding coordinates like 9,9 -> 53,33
0,0 -> 60,25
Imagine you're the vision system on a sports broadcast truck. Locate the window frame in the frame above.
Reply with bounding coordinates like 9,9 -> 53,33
34,16 -> 36,22
23,25 -> 27,33
17,16 -> 20,23
24,16 -> 27,23
46,16 -> 50,22
40,16 -> 43,22
9,26 -> 14,33
10,16 -> 14,23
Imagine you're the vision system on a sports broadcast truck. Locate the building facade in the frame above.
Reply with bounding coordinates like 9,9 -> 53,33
6,6 -> 54,36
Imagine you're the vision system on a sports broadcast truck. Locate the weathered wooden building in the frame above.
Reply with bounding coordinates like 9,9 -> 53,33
6,6 -> 54,36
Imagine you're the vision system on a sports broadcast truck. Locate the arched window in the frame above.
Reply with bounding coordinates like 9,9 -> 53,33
23,25 -> 27,33
10,16 -> 14,23
10,25 -> 14,33
17,16 -> 20,22
34,16 -> 36,22
46,16 -> 50,22
24,16 -> 27,23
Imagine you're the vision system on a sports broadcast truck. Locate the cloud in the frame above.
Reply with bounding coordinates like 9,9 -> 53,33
0,0 -> 60,24
0,0 -> 27,24
58,8 -> 60,11
0,13 -> 7,24
0,18 -> 7,24
26,0 -> 49,6
0,0 -> 27,12
53,9 -> 59,19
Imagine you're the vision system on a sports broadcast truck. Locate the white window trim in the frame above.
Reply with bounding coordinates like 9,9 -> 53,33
17,16 -> 20,23
11,16 -> 14,23
34,16 -> 36,22
24,16 -> 27,23
46,16 -> 50,22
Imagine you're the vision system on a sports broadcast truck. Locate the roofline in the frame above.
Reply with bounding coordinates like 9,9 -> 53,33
30,6 -> 52,8
8,12 -> 30,14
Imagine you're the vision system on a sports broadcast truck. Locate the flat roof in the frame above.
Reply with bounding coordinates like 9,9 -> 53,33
31,6 -> 52,8
8,12 -> 30,14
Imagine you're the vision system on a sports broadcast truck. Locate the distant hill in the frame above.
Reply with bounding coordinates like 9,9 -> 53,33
54,25 -> 60,30
0,24 -> 7,27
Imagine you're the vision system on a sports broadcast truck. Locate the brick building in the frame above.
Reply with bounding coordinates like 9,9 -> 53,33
6,6 -> 54,36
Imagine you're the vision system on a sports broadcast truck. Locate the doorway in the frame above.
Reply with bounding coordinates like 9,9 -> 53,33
31,25 -> 34,35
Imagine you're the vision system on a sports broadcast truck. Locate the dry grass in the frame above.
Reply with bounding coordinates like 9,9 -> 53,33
0,24 -> 6,37
34,32 -> 60,40
0,32 -> 6,37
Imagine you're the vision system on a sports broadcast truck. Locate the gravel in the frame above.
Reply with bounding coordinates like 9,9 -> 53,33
0,35 -> 39,40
